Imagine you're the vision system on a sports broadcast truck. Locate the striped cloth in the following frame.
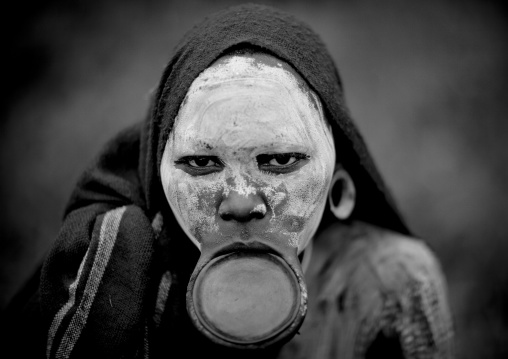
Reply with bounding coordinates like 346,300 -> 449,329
42,205 -> 170,359
37,122 -> 183,358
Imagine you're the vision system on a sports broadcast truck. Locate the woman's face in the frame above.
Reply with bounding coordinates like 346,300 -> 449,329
161,53 -> 335,254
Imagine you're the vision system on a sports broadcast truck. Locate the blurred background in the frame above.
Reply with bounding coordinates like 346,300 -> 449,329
0,0 -> 506,357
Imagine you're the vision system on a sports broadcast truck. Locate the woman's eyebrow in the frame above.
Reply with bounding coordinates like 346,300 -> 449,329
198,141 -> 214,150
179,133 -> 313,153
181,139 -> 215,151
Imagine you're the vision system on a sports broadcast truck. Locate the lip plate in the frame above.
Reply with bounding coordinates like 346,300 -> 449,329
191,251 -> 302,346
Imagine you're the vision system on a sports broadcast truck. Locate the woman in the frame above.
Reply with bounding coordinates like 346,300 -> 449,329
13,4 -> 453,358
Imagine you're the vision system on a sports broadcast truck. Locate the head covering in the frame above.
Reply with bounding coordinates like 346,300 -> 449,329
140,3 -> 410,235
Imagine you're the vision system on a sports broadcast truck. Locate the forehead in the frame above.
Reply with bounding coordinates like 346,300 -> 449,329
171,53 -> 330,152
212,52 -> 309,87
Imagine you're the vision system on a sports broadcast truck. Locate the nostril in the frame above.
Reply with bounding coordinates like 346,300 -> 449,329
219,210 -> 233,221
218,194 -> 267,222
250,204 -> 267,219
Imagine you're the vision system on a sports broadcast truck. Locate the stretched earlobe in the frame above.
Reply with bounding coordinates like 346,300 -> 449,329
328,167 -> 356,220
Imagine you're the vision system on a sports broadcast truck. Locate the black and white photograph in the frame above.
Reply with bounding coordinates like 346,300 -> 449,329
1,1 -> 507,358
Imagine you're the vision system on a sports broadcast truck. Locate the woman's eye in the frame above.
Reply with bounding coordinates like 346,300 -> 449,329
257,153 -> 309,174
268,156 -> 297,166
175,156 -> 223,175
188,158 -> 217,167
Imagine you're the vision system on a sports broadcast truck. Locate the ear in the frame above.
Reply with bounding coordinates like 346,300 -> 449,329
328,166 -> 356,220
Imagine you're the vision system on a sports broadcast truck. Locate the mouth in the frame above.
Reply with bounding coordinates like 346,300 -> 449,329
211,240 -> 280,258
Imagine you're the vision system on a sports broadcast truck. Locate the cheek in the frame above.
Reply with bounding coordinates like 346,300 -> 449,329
261,161 -> 331,247
283,163 -> 330,219
166,172 -> 224,241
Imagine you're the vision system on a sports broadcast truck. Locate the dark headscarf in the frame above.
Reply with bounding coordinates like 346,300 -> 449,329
140,3 -> 409,235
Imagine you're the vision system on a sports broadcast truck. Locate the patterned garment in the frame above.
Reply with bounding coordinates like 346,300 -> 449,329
279,221 -> 454,359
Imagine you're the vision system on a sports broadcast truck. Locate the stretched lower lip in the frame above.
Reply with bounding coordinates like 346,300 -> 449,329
191,251 -> 302,346
187,237 -> 308,349
212,241 -> 279,258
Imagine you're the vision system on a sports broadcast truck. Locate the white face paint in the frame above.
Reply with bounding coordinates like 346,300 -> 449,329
161,54 -> 335,253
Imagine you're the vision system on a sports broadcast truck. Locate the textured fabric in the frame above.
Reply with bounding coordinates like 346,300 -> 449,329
53,207 -> 126,358
277,221 -> 454,359
41,203 -> 161,358
153,271 -> 172,328
10,3 -> 453,359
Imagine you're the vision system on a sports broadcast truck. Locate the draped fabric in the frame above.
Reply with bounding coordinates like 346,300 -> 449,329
12,3 -> 453,359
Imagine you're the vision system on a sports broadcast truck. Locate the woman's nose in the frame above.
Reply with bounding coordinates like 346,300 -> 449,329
218,191 -> 267,222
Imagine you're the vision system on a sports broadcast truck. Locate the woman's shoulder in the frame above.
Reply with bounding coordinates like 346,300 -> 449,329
310,221 -> 445,292
292,221 -> 454,358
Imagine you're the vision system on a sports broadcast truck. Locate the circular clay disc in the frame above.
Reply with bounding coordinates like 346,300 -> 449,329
192,252 -> 301,345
